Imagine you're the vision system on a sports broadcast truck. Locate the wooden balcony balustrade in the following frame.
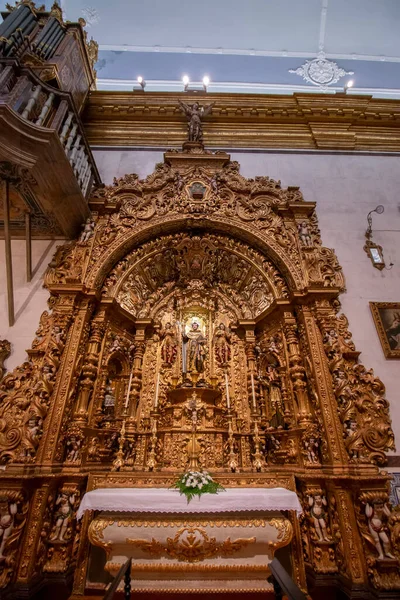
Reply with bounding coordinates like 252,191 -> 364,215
0,58 -> 101,238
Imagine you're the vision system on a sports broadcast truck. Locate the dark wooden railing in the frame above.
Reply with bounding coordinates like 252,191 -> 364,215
104,558 -> 132,600
269,557 -> 308,600
102,556 -> 306,600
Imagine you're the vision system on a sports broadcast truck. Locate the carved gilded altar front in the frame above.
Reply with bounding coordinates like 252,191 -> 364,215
0,144 -> 398,598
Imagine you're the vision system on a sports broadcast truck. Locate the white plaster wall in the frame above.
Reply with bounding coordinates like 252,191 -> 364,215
0,240 -> 61,370
93,149 -> 400,452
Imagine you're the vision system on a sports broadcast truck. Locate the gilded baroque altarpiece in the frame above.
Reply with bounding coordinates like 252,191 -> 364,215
0,143 -> 399,597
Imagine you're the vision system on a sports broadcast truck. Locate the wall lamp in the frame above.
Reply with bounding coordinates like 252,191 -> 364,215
182,75 -> 210,92
363,205 -> 393,270
133,76 -> 146,92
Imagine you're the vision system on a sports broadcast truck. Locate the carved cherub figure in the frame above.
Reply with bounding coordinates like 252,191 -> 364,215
22,415 -> 43,458
304,436 -> 320,464
365,500 -> 395,559
79,218 -> 95,243
298,221 -> 313,247
0,500 -> 17,560
50,492 -> 76,542
344,419 -> 363,459
109,335 -> 122,353
309,494 -> 330,542
66,435 -> 81,463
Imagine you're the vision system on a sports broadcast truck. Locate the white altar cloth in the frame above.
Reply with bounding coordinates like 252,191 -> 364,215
77,487 -> 302,520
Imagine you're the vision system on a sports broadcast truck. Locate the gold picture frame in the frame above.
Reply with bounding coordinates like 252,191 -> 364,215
370,302 -> 400,359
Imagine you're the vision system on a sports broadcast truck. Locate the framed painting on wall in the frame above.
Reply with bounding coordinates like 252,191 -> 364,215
370,302 -> 400,359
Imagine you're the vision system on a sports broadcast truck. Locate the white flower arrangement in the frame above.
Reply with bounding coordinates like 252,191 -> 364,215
172,470 -> 225,503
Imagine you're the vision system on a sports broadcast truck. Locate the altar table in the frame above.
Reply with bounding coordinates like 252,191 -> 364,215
82,487 -> 302,593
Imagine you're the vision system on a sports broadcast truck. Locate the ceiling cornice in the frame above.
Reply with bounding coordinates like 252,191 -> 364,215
83,91 -> 400,151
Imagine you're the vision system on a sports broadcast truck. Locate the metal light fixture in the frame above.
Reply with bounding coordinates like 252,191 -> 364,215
344,79 -> 354,94
182,75 -> 210,93
364,205 -> 392,270
133,76 -> 146,92
182,75 -> 189,92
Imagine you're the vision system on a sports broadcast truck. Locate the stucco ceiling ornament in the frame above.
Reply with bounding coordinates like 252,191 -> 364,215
81,6 -> 100,27
289,51 -> 354,89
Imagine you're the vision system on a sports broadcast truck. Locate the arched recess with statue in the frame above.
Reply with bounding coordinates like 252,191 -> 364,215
0,145 -> 398,598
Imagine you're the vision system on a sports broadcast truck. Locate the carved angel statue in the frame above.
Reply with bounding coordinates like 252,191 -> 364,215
178,100 -> 215,143
304,435 -> 320,464
0,500 -> 18,559
66,435 -> 82,463
308,494 -> 330,542
79,217 -> 95,243
297,221 -> 313,247
50,491 -> 76,542
365,500 -> 395,559
160,322 -> 178,366
265,365 -> 285,429
213,322 -> 231,366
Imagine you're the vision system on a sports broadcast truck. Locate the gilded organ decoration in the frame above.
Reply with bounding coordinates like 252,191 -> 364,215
0,143 -> 397,597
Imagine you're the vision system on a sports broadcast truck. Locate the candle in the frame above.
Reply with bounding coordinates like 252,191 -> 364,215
225,372 -> 231,410
154,373 -> 160,409
124,371 -> 133,409
251,373 -> 256,410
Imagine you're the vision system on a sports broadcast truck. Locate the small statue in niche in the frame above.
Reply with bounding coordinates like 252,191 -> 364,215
65,435 -> 82,463
103,383 -> 116,415
265,365 -> 285,429
0,499 -> 18,560
365,500 -> 395,559
79,217 -> 95,243
160,322 -> 178,366
297,221 -> 313,247
213,322 -> 231,366
50,491 -> 76,542
109,335 -> 122,354
106,431 -> 120,455
178,100 -> 215,143
263,430 -> 281,458
182,321 -> 206,374
87,437 -> 100,461
304,435 -> 320,464
308,493 -> 331,542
